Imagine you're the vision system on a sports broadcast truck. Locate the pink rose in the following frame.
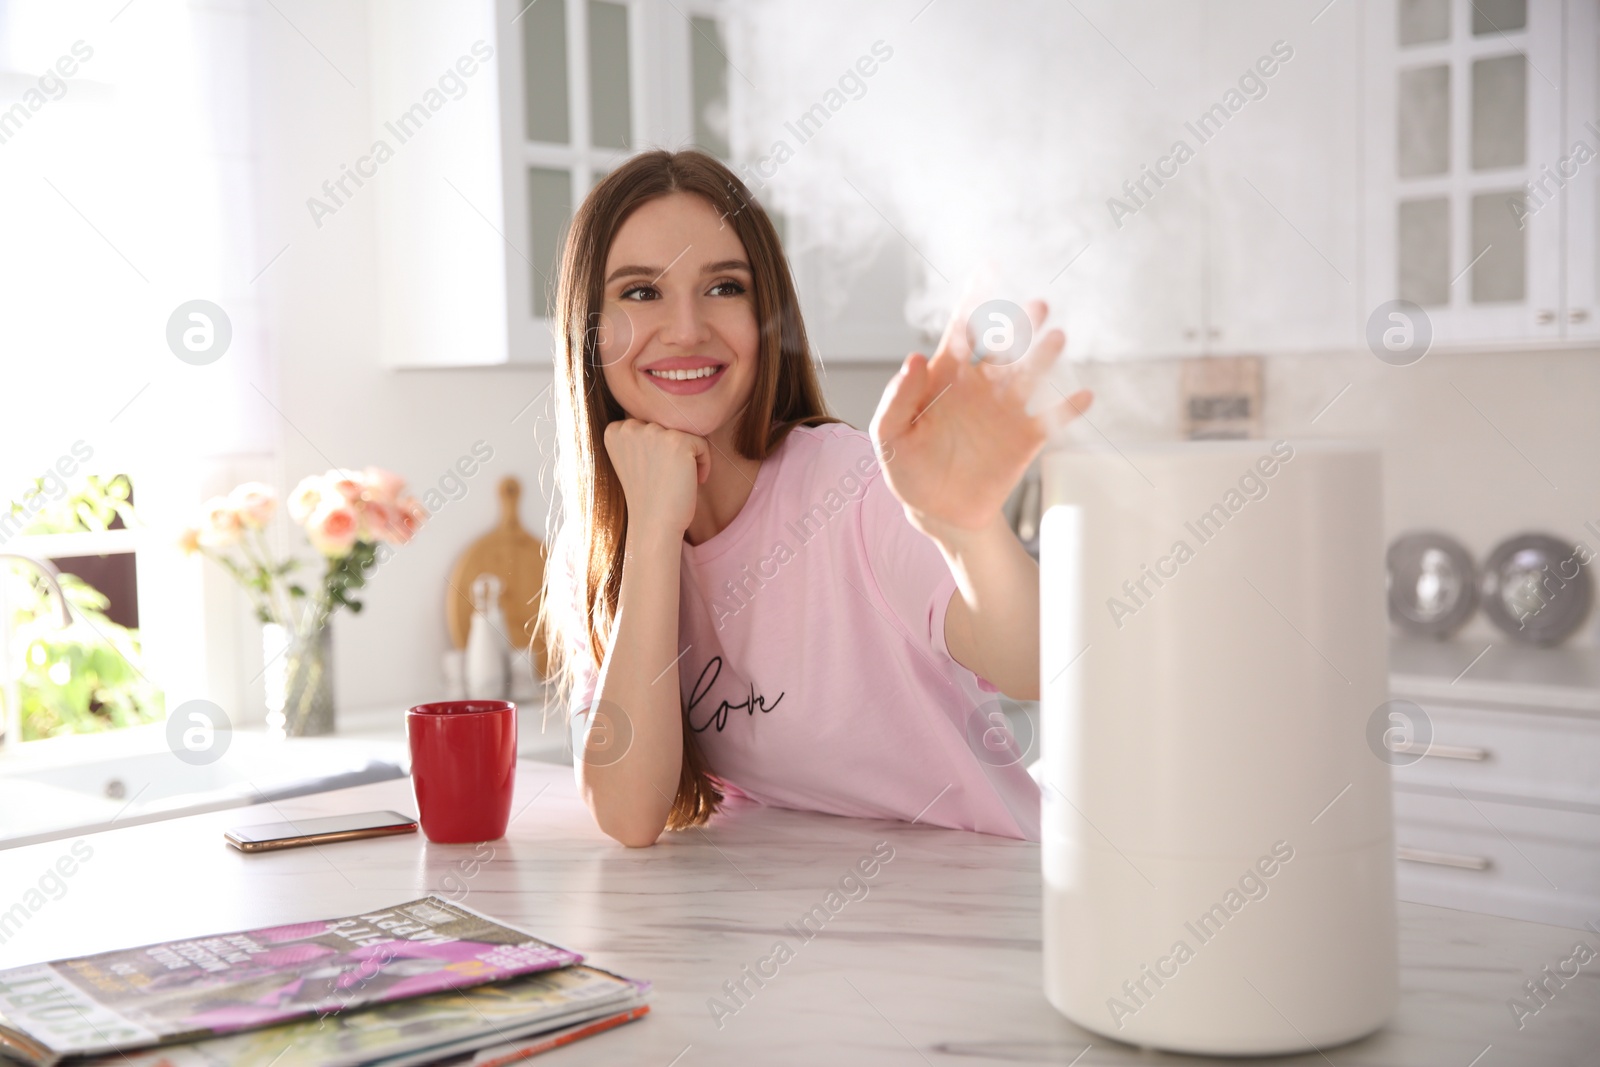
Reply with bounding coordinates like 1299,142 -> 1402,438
390,496 -> 427,544
361,467 -> 406,506
328,470 -> 365,504
197,496 -> 243,548
229,482 -> 277,529
360,499 -> 398,544
306,501 -> 359,558
290,467 -> 415,550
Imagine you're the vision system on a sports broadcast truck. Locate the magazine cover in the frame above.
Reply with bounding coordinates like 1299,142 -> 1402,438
0,897 -> 582,1066
72,967 -> 650,1067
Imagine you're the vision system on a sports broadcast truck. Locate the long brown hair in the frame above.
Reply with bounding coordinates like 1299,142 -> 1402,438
538,149 -> 839,829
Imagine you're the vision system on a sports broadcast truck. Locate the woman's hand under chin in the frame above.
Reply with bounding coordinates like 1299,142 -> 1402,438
869,298 -> 1093,547
604,418 -> 712,539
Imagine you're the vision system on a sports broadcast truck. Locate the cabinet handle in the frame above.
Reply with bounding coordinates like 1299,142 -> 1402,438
1207,327 -> 1221,340
1536,309 -> 1556,324
1391,741 -> 1489,761
1184,328 -> 1199,340
1397,846 -> 1492,871
1572,309 -> 1591,323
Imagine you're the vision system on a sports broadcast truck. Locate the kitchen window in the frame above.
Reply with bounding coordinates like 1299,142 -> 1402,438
0,475 -> 158,745
0,2 -> 273,750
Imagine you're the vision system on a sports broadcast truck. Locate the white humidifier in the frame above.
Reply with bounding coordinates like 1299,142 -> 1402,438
1038,439 -> 1397,1056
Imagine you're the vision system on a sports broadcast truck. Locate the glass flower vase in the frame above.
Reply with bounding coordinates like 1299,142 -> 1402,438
262,621 -> 335,738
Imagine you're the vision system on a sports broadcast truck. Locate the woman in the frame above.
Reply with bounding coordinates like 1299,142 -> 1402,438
538,149 -> 1092,847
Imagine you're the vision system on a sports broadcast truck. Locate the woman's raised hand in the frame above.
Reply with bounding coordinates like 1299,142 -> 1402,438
603,419 -> 712,538
869,298 -> 1093,541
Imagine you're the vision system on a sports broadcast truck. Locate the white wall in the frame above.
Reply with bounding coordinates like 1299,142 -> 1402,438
249,1 -> 1598,728
252,1 -> 546,721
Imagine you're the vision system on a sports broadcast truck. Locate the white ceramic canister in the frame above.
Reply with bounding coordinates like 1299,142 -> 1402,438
1038,439 -> 1397,1055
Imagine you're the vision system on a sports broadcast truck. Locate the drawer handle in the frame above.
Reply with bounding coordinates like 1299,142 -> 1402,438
1397,846 -> 1492,870
1391,741 -> 1489,761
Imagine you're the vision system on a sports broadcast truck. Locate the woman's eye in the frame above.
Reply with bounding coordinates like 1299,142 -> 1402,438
619,285 -> 657,301
709,280 -> 747,297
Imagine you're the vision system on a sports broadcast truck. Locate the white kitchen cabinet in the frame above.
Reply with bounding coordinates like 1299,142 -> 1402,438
787,0 -> 1365,363
1392,789 -> 1600,929
370,0 -> 913,367
369,1 -> 1600,367
1116,0 -> 1600,357
368,0 -> 516,368
1363,0 -> 1579,347
1562,0 -> 1600,340
1066,0 -> 1364,360
360,1 -> 1371,366
1069,0 -> 1600,358
1388,637 -> 1600,929
786,211 -> 926,363
1205,0 -> 1365,355
370,0 -> 719,368
1053,0 -> 1209,361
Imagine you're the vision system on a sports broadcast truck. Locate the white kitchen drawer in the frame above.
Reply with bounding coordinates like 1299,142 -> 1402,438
1392,790 -> 1600,929
1386,699 -> 1600,811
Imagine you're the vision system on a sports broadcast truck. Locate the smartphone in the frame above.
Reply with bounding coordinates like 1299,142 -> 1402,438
225,810 -> 419,853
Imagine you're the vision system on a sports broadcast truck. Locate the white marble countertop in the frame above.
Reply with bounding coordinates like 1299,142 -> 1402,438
1,762 -> 1596,1066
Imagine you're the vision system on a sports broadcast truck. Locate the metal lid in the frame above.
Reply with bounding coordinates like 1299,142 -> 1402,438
1480,533 -> 1594,647
1387,530 -> 1477,639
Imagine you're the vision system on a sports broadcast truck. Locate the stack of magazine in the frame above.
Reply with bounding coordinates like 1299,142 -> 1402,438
0,896 -> 648,1066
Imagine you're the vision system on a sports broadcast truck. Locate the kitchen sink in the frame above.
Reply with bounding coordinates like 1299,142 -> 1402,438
0,729 -> 408,849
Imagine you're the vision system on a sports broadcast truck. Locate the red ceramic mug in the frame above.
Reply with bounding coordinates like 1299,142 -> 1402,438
407,700 -> 517,843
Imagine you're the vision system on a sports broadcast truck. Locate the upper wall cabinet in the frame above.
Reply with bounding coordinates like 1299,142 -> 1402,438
785,212 -> 926,363
1068,0 -> 1210,361
1086,0 -> 1599,358
1205,0 -> 1366,356
1364,0 -> 1597,347
371,0 -> 1600,367
371,0 -> 725,367
1560,0 -> 1599,341
368,0 -> 512,368
1069,0 -> 1366,361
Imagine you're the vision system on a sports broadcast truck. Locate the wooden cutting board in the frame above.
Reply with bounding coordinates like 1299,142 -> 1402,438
445,476 -> 550,678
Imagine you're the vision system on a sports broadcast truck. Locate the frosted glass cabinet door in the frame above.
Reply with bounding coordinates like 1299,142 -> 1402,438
522,0 -> 570,144
587,0 -> 632,150
527,166 -> 573,319
1365,0 -> 1565,347
688,13 -> 730,158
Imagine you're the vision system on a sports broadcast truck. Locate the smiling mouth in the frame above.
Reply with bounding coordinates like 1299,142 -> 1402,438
645,365 -> 723,381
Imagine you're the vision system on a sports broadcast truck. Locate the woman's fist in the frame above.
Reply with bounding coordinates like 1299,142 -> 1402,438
603,419 -> 712,537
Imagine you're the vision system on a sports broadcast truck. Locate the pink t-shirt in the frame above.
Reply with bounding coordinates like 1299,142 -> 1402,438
556,423 -> 1040,841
